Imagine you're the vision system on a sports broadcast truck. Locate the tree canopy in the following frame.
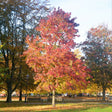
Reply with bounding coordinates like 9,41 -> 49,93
0,0 -> 49,102
24,8 -> 90,107
80,25 -> 112,101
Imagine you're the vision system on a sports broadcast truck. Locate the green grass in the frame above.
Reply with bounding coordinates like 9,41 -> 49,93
0,100 -> 112,112
36,106 -> 112,112
82,106 -> 112,112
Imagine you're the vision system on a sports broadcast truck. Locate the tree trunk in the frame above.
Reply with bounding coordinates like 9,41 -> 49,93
102,87 -> 106,101
6,83 -> 12,102
52,89 -> 55,107
19,85 -> 22,101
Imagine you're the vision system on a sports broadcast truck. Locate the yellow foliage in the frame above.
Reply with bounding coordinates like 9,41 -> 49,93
74,49 -> 82,59
85,83 -> 102,94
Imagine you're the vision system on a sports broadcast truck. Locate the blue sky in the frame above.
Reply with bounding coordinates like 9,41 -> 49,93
49,0 -> 112,43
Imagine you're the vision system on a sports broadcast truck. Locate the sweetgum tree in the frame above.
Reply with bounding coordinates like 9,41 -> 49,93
24,8 -> 90,107
81,25 -> 112,101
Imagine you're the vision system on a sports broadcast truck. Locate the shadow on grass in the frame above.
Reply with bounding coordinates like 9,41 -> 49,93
0,108 -> 101,112
0,108 -> 88,112
0,101 -> 111,112
0,101 -> 52,108
0,105 -> 111,112
0,100 -> 86,108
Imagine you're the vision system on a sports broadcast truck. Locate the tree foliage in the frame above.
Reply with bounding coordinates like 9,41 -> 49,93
0,0 -> 49,102
24,8 -> 90,107
80,25 -> 112,101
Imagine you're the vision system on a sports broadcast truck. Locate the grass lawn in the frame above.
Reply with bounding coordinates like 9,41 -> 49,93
37,106 -> 112,112
0,97 -> 112,112
0,101 -> 112,112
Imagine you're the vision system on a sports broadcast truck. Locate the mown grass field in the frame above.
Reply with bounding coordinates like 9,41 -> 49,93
0,101 -> 112,112
0,97 -> 112,112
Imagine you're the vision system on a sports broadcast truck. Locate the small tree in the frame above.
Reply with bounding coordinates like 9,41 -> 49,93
24,8 -> 90,107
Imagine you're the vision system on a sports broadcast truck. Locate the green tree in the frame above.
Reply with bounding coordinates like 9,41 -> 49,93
16,62 -> 37,102
0,0 -> 49,102
80,25 -> 112,101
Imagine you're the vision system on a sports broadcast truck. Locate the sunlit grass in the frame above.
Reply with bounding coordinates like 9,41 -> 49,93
0,101 -> 112,112
0,97 -> 112,112
0,102 -> 80,112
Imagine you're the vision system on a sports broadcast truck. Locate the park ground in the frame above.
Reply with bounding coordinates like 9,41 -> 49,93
0,97 -> 112,112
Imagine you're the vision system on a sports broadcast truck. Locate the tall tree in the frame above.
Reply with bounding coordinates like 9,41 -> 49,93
16,63 -> 37,102
0,0 -> 49,102
80,25 -> 112,101
24,8 -> 90,107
